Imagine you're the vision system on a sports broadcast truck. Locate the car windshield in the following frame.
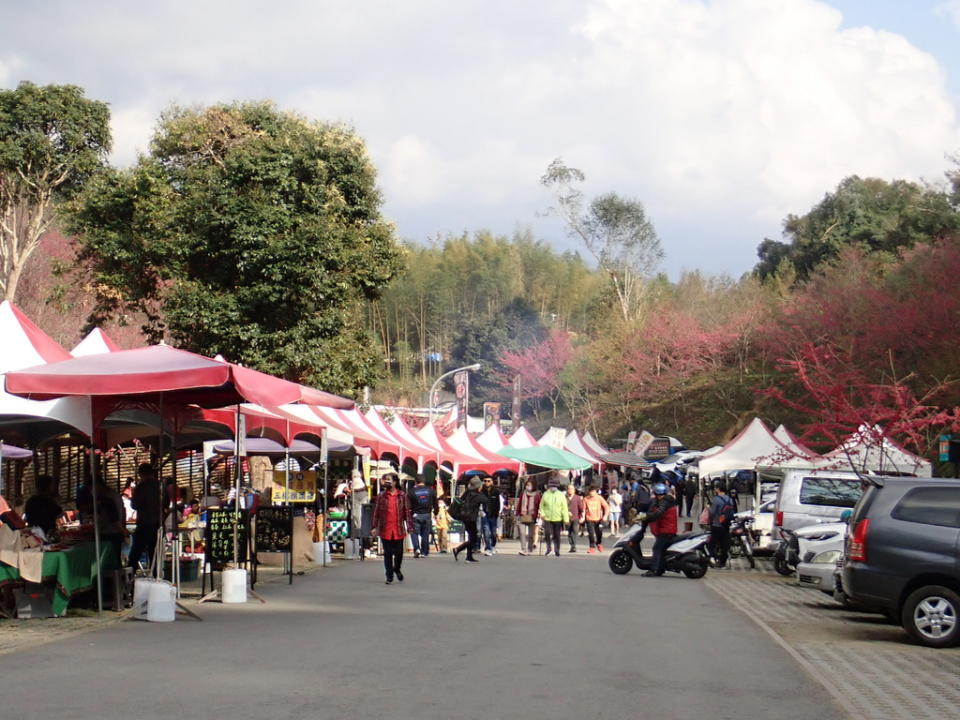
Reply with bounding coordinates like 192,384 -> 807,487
799,477 -> 862,508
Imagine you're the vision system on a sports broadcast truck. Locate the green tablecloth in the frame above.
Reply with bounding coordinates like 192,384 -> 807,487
0,542 -> 117,616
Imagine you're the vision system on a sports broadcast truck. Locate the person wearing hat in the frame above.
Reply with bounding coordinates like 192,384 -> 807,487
638,482 -> 678,577
372,472 -> 413,584
452,476 -> 489,562
538,474 -> 570,557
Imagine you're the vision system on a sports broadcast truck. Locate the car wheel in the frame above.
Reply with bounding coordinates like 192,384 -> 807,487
608,549 -> 633,575
774,557 -> 794,576
902,586 -> 960,648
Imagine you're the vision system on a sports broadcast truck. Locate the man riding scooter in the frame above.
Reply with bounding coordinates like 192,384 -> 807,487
638,483 -> 677,577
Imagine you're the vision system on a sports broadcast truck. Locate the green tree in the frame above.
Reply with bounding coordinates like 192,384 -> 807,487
541,158 -> 663,323
755,175 -> 960,280
68,101 -> 403,394
0,82 -> 110,300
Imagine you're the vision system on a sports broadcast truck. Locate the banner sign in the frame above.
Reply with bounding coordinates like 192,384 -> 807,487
454,370 -> 469,428
511,375 -> 522,431
625,430 -> 638,452
633,430 -> 655,455
645,437 -> 671,460
272,470 -> 317,503
483,402 -> 501,429
542,427 -> 567,449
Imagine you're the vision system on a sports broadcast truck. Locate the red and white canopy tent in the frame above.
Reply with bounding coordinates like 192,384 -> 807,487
0,301 -> 93,441
563,429 -> 603,468
476,423 -> 510,454
581,431 -> 608,457
364,408 -> 439,472
6,343 -> 354,613
448,425 -> 520,473
507,426 -> 539,448
70,328 -> 121,357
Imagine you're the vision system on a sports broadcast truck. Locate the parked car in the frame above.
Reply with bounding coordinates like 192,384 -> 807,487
771,470 -> 864,537
842,477 -> 960,648
796,519 -> 848,593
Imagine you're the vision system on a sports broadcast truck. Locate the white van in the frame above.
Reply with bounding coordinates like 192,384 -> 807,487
771,469 -> 864,537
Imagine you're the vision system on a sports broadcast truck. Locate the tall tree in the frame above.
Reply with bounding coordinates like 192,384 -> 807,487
541,158 -> 663,323
755,175 -> 960,280
68,101 -> 403,394
0,82 -> 110,300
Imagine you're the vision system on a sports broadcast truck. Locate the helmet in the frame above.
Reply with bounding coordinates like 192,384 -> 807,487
652,482 -> 668,495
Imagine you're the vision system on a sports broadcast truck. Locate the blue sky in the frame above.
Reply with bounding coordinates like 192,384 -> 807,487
2,0 -> 958,278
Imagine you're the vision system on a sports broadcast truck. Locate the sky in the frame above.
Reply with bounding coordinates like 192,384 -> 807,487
2,0 -> 959,278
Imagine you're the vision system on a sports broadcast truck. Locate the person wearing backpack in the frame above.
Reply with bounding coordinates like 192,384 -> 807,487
708,480 -> 735,568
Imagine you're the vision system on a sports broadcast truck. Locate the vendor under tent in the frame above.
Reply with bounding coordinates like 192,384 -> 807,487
496,444 -> 593,471
5,343 -> 355,614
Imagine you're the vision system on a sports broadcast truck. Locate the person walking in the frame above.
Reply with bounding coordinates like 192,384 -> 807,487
707,480 -> 735,568
408,475 -> 437,558
682,474 -> 697,518
538,475 -> 570,557
480,476 -> 501,556
639,482 -> 678,577
372,473 -> 413,584
583,485 -> 609,553
434,499 -> 451,553
453,477 -> 488,563
515,479 -> 541,555
607,485 -> 623,537
565,484 -> 584,553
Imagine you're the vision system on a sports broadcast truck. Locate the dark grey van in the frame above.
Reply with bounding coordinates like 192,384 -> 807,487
842,477 -> 960,648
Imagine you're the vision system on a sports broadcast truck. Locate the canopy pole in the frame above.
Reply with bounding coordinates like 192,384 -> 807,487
233,405 -> 241,566
285,418 -> 291,582
89,443 -> 104,617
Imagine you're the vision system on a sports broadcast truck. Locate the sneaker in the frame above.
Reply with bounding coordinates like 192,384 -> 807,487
492,548 -> 497,555
640,571 -> 658,577
587,547 -> 596,554
453,548 -> 461,562
568,548 -> 576,553
598,544 -> 604,552
518,551 -> 528,556
385,577 -> 393,584
413,549 -> 421,558
554,551 -> 560,557
396,570 -> 404,582
466,557 -> 480,563
483,550 -> 492,556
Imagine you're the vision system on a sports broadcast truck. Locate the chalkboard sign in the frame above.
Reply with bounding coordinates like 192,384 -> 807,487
254,506 -> 293,553
205,508 -> 249,567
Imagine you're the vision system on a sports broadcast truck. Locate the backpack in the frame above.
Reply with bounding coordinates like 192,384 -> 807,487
447,496 -> 464,521
717,494 -> 736,525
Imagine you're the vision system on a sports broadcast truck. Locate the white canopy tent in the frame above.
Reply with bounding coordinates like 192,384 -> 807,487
0,301 -> 92,438
507,427 -> 538,448
563,429 -> 601,467
818,425 -> 933,477
697,418 -> 797,477
70,327 -> 121,357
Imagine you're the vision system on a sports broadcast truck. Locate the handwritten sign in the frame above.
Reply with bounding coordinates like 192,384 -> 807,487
272,470 -> 317,504
254,505 -> 293,553
205,508 -> 249,567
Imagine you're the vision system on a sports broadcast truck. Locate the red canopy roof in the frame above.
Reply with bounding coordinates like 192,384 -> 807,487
5,344 -> 354,416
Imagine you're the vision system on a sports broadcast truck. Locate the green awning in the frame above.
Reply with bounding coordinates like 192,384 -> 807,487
496,445 -> 593,471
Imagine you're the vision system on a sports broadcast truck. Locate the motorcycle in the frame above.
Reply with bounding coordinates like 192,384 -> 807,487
608,521 -> 710,579
773,527 -> 800,576
727,515 -> 756,569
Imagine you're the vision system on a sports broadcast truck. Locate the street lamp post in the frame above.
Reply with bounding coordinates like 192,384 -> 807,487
428,363 -> 482,424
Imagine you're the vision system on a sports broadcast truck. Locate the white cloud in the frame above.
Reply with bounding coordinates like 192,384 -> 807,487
1,0 -> 957,275
935,0 -> 960,30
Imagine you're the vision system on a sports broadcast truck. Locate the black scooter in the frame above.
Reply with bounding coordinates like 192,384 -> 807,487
608,521 -> 710,578
773,528 -> 800,576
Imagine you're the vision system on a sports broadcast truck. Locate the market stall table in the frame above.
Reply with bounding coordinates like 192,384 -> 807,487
0,542 -> 118,616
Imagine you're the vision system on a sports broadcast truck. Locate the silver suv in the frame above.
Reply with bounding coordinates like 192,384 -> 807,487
842,477 -> 960,648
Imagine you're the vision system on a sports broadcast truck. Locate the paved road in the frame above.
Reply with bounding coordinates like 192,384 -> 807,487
0,542 -> 845,720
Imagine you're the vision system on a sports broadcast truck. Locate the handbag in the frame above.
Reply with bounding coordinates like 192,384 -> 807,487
698,506 -> 710,525
520,514 -> 534,524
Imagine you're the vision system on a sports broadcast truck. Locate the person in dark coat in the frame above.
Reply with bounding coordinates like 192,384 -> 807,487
682,473 -> 697,517
453,477 -> 489,563
639,482 -> 678,577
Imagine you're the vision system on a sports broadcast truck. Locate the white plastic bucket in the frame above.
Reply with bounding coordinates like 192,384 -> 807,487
312,541 -> 329,564
146,580 -> 176,622
221,568 -> 248,604
344,538 -> 360,559
133,578 -> 160,619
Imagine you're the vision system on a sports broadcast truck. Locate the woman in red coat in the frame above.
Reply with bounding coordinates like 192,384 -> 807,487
372,473 -> 414,584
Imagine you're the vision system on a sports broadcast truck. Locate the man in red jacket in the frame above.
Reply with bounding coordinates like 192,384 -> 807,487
640,482 -> 677,577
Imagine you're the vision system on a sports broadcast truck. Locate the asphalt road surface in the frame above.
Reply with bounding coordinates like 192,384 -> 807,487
0,542 -> 846,720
